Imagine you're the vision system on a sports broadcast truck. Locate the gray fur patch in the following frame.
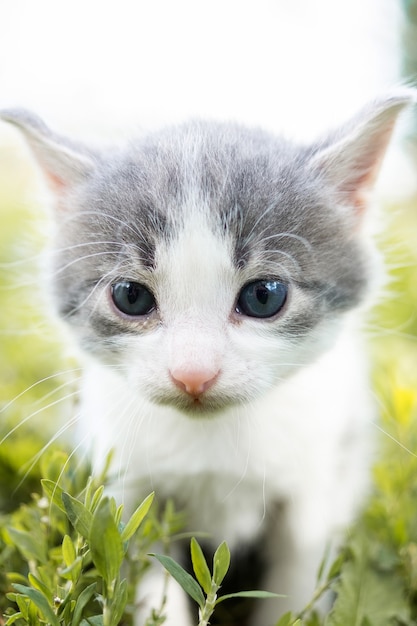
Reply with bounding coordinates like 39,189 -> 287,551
50,119 -> 372,340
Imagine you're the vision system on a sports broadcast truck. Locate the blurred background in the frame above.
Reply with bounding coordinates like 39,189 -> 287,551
0,0 -> 416,496
0,0 -> 407,134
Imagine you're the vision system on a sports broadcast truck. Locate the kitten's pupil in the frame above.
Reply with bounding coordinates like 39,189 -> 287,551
255,286 -> 269,305
111,281 -> 155,316
237,280 -> 287,319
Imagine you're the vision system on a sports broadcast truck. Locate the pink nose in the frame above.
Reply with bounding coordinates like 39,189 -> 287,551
170,368 -> 219,397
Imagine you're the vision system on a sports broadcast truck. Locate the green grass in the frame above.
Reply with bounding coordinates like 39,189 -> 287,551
1,140 -> 417,625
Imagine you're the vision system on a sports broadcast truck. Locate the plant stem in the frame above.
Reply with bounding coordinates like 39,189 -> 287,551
294,580 -> 332,621
198,582 -> 219,626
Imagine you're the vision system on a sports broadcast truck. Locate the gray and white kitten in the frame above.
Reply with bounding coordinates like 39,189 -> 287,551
1,92 -> 413,625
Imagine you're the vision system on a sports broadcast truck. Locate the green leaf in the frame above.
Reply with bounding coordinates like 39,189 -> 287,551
12,584 -> 59,626
212,541 -> 230,586
11,593 -> 30,621
327,534 -> 410,626
275,612 -> 296,626
7,527 -> 47,564
115,503 -> 124,527
81,617 -> 103,626
109,578 -> 128,626
62,492 -> 93,537
14,595 -> 29,620
326,551 -> 346,582
120,492 -> 154,542
4,612 -> 25,625
190,537 -> 212,594
72,583 -> 97,626
40,450 -> 69,483
41,479 -> 66,513
60,556 -> 83,582
83,476 -> 94,510
89,497 -> 124,586
303,612 -> 320,626
90,485 -> 105,513
152,553 -> 205,608
27,573 -> 52,601
216,590 -> 284,604
316,544 -> 332,583
62,534 -> 76,567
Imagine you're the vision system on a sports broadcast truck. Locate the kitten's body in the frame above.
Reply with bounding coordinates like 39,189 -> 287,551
1,93 -> 413,624
83,320 -> 372,621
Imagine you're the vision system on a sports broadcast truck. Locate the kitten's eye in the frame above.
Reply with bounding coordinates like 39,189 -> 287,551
236,280 -> 288,318
111,281 -> 155,316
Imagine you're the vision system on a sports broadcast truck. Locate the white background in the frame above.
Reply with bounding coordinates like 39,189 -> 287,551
0,0 -> 413,193
0,0 -> 403,134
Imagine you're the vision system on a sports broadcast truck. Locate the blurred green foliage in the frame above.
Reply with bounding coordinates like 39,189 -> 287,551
0,138 -> 78,511
1,136 -> 417,623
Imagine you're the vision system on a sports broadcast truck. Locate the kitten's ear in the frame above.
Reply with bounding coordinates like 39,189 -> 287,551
307,90 -> 416,214
0,108 -> 96,192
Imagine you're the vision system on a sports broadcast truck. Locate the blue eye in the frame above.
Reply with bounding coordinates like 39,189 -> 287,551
111,281 -> 155,316
237,280 -> 288,318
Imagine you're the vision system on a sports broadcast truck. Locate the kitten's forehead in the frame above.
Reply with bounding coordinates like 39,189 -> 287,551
85,122 -> 314,272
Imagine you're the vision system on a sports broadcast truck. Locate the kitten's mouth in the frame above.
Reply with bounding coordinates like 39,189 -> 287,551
149,389 -> 238,417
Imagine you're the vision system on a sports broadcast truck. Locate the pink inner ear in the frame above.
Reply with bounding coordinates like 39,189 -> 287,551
46,171 -> 67,193
344,119 -> 398,216
345,160 -> 382,217
310,92 -> 414,219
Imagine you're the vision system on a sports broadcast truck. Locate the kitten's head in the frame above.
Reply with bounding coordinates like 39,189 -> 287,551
1,93 -> 413,416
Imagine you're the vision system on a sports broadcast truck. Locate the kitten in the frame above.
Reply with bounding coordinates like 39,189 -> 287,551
1,91 -> 414,625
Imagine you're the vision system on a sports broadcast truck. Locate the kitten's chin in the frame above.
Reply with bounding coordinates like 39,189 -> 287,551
149,392 -> 241,418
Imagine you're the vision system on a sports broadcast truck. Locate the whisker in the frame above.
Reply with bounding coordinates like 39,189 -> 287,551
243,203 -> 279,243
267,250 -> 301,272
259,231 -> 314,254
52,250 -> 122,277
44,432 -> 93,519
51,240 -> 127,255
57,210 -> 150,251
220,410 -> 252,503
0,368 -> 83,417
0,241 -> 122,271
365,324 -> 417,342
119,395 -> 148,500
0,326 -> 57,337
14,411 -> 81,493
258,457 -> 267,530
371,420 -> 417,459
0,252 -> 45,270
1,234 -> 151,292
61,266 -> 121,320
30,376 -> 81,410
0,389 -> 80,446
